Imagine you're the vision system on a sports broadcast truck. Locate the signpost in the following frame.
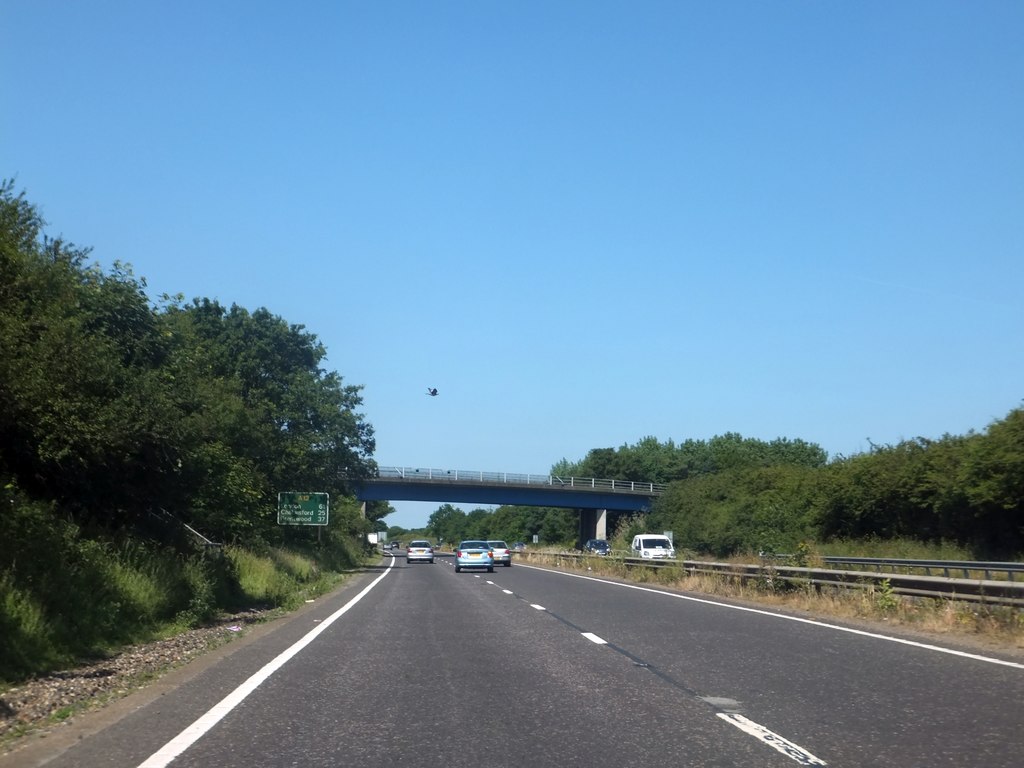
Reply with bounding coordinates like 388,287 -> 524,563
277,492 -> 329,526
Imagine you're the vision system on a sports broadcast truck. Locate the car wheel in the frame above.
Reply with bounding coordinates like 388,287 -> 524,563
455,566 -> 460,573
487,566 -> 494,573
505,562 -> 512,567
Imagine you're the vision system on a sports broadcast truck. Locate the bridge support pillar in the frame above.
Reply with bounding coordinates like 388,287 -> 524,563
577,508 -> 608,546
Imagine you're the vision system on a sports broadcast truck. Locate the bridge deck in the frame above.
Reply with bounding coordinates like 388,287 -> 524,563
372,466 -> 665,494
355,467 -> 666,511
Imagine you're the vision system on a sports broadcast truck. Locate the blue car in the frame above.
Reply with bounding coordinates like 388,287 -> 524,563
455,540 -> 494,573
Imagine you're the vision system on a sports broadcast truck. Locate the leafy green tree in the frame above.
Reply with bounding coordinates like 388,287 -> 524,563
462,508 -> 492,539
561,433 -> 829,486
426,504 -> 467,544
958,409 -> 1024,555
653,464 -> 823,557
157,298 -> 375,543
0,182 -> 179,529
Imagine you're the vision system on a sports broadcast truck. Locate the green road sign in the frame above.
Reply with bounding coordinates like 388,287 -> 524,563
277,492 -> 329,526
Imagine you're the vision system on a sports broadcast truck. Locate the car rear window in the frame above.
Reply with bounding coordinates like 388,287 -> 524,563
641,538 -> 671,548
460,541 -> 487,548
410,541 -> 430,547
488,541 -> 508,548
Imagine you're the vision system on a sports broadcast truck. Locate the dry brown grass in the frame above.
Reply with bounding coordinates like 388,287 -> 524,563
519,550 -> 1024,654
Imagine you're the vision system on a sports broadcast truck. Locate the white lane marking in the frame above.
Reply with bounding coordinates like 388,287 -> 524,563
718,713 -> 827,766
530,604 -> 546,611
486,580 -> 495,585
502,589 -> 514,594
514,565 -> 1024,669
581,632 -> 608,645
137,558 -> 396,768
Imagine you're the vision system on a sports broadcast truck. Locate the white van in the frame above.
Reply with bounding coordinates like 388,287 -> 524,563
631,534 -> 675,559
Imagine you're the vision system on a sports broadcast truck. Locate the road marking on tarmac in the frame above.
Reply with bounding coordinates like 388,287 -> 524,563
136,557 -> 396,768
515,564 -> 1024,669
718,713 -> 827,766
482,566 -> 830,765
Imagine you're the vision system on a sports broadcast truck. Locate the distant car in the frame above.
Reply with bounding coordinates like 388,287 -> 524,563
406,540 -> 434,564
584,539 -> 610,556
390,541 -> 400,550
512,542 -> 527,552
487,540 -> 512,567
455,540 -> 494,573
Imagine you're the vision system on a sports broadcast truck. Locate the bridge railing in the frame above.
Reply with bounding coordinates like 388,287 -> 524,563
373,466 -> 666,495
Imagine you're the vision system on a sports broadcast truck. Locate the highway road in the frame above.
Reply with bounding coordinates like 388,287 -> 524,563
16,553 -> 1024,767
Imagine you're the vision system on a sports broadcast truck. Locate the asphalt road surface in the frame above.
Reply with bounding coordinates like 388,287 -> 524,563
12,553 -> 1024,767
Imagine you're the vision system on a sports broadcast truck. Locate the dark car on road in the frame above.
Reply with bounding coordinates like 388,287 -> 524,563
584,539 -> 610,556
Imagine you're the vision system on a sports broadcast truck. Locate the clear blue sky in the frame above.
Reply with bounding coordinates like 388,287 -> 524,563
3,2 -> 1022,529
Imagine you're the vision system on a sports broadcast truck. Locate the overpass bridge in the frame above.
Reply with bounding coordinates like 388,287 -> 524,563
354,466 -> 667,542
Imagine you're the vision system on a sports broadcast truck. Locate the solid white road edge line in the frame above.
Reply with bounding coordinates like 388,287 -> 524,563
515,564 -> 1024,669
136,557 -> 396,768
718,712 -> 827,766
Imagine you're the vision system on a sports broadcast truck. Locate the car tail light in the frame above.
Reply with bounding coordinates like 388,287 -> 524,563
455,550 -> 462,557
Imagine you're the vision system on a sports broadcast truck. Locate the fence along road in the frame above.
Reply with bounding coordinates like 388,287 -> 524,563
538,552 -> 1024,607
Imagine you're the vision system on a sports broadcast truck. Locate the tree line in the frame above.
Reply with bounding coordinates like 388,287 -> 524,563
555,422 -> 1024,558
420,503 -> 577,546
1,181 -> 392,677
1,179 -> 382,559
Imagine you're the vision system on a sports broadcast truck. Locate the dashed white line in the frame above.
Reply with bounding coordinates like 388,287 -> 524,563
513,564 -> 1024,669
530,604 -> 546,611
718,713 -> 826,765
502,589 -> 514,594
581,632 -> 608,645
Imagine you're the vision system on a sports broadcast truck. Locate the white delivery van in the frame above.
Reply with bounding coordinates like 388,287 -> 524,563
631,534 -> 675,559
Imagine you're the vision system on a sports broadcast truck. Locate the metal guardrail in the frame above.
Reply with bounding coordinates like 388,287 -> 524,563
373,466 -> 667,495
817,557 -> 1024,581
528,552 -> 1024,607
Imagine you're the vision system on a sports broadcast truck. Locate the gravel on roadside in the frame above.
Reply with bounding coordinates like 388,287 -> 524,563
0,610 -> 271,751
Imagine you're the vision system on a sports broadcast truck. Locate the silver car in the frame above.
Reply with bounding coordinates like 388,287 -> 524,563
406,540 -> 434,564
487,540 -> 512,567
454,540 -> 494,573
